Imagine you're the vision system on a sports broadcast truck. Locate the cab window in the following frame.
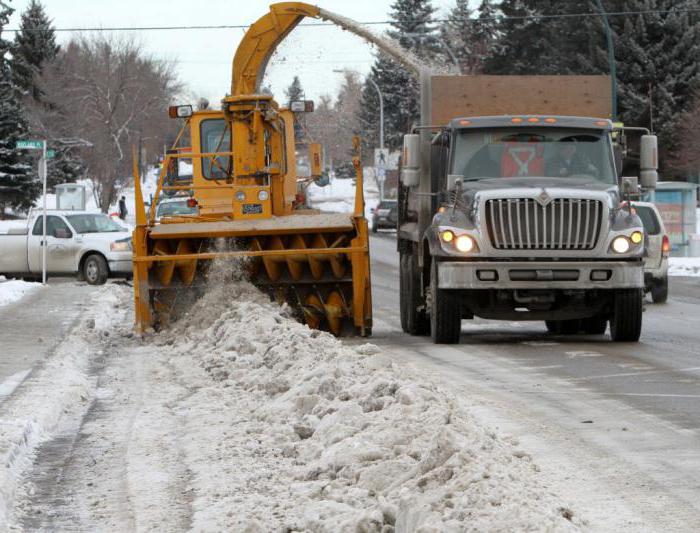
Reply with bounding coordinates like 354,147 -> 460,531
200,119 -> 231,180
33,216 -> 72,237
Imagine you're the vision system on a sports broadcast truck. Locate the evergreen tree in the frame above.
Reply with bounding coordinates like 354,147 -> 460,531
0,0 -> 39,215
13,0 -> 58,101
471,0 -> 500,71
573,0 -> 700,174
14,0 -> 81,187
441,0 -> 474,73
285,75 -> 304,104
360,0 -> 437,154
485,0 -> 586,75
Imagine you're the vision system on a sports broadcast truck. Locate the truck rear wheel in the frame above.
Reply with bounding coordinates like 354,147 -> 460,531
429,261 -> 461,344
610,289 -> 643,342
83,254 -> 108,285
651,276 -> 668,304
400,252 -> 429,335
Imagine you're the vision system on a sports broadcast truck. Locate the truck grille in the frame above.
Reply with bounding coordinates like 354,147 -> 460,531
485,198 -> 603,250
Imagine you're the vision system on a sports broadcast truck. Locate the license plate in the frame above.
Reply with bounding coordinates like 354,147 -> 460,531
242,203 -> 263,214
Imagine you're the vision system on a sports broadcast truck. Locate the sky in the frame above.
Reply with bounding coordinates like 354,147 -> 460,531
6,0 -> 464,106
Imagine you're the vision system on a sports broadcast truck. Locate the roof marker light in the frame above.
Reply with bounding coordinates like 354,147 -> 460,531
527,117 -> 539,123
459,120 -> 471,126
512,117 -> 523,124
544,118 -> 557,123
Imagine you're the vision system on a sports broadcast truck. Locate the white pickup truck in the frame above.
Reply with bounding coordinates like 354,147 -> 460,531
0,211 -> 132,285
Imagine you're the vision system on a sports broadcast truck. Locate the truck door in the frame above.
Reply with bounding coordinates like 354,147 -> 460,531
28,215 -> 78,274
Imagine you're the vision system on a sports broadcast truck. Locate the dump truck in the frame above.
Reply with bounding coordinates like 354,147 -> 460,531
398,75 -> 658,343
130,3 -> 379,336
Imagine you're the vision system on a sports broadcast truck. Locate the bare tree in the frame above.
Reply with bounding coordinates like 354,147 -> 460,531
306,70 -> 363,169
667,89 -> 700,178
37,34 -> 181,211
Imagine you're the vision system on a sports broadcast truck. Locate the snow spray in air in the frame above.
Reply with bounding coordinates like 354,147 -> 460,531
317,9 -> 439,77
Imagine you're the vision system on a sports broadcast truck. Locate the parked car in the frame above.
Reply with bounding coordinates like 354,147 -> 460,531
0,211 -> 133,285
371,200 -> 398,232
632,201 -> 670,303
155,197 -> 199,221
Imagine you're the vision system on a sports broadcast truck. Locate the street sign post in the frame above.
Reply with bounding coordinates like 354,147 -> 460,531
374,148 -> 389,201
16,139 -> 48,285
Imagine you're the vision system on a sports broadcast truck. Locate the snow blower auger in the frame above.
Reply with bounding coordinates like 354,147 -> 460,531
131,3 -> 372,337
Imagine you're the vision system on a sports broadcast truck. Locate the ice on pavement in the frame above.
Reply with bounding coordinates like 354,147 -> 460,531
0,277 -> 41,307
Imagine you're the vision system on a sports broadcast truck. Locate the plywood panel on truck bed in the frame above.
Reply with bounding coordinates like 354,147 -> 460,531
430,75 -> 612,125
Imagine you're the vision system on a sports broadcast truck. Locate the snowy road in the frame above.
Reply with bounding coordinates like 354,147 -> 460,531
368,232 -> 700,531
1,240 -> 699,531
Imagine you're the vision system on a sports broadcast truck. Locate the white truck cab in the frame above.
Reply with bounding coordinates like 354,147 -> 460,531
0,211 -> 133,285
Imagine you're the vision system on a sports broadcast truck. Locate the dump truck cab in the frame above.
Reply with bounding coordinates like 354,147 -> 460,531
398,76 -> 658,344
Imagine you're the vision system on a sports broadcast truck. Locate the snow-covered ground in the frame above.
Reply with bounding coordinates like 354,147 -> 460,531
2,273 -> 582,530
0,277 -> 41,307
307,173 -> 381,226
669,257 -> 700,277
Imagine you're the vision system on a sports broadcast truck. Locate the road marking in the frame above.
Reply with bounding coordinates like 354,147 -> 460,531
522,341 -> 560,347
571,366 -> 700,381
566,350 -> 604,358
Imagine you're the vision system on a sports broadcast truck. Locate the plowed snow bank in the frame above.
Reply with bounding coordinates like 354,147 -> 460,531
154,278 -> 582,531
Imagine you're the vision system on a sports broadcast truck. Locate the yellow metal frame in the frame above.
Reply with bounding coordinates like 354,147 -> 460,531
132,3 -> 372,336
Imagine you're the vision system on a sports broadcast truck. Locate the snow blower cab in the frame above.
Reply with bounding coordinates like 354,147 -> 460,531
130,3 -> 372,337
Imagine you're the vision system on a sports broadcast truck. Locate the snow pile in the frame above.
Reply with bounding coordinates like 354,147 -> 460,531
307,175 -> 380,226
156,276 -> 581,531
668,257 -> 700,277
0,277 -> 41,307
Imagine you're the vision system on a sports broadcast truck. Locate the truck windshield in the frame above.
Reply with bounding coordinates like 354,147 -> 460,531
66,214 -> 124,233
451,127 -> 616,184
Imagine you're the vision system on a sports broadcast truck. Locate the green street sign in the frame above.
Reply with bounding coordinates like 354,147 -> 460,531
16,140 -> 44,150
46,150 -> 55,159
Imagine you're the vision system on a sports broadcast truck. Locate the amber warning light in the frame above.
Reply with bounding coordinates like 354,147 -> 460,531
169,105 -> 193,119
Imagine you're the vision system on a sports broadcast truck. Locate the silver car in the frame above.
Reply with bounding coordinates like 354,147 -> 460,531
632,201 -> 670,303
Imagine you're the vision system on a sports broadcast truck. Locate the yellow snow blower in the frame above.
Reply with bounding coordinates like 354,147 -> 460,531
131,2 -> 372,336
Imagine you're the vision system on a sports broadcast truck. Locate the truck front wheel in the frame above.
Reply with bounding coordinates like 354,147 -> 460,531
610,289 -> 643,342
429,261 -> 461,344
83,254 -> 109,285
400,252 -> 429,335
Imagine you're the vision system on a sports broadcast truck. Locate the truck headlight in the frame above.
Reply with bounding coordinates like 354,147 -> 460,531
111,240 -> 132,252
611,236 -> 631,254
455,235 -> 475,253
630,231 -> 643,244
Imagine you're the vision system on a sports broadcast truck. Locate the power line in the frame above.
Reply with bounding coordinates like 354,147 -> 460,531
4,7 -> 700,33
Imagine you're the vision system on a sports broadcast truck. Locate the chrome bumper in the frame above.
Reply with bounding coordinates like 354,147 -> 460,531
438,261 -> 643,290
108,258 -> 133,274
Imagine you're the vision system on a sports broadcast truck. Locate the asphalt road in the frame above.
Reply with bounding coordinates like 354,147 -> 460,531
367,231 -> 700,531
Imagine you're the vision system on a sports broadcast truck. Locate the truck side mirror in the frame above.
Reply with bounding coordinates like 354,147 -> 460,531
639,134 -> 658,189
400,134 -> 421,188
